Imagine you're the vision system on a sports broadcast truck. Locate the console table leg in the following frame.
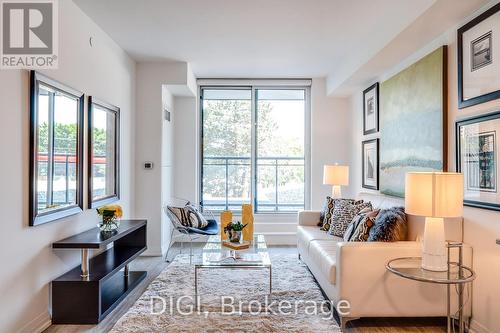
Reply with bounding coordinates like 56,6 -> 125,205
80,249 -> 89,279
124,264 -> 129,277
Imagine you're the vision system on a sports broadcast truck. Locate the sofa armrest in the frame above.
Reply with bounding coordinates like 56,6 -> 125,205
297,210 -> 321,226
333,241 -> 473,318
335,241 -> 423,314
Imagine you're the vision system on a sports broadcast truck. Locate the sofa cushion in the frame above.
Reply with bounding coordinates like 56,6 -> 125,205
368,206 -> 408,242
297,226 -> 335,254
309,240 -> 339,284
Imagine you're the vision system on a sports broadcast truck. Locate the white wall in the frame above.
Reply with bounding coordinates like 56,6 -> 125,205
310,78 -> 353,209
134,63 -> 166,256
173,96 -> 199,204
135,61 -> 195,255
0,1 -> 136,332
347,5 -> 500,331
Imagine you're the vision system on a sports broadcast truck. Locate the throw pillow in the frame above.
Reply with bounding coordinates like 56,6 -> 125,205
349,209 -> 380,242
167,205 -> 194,227
368,207 -> 408,242
320,198 -> 361,231
328,201 -> 372,237
343,209 -> 379,242
318,196 -> 334,227
185,204 -> 209,228
167,205 -> 209,229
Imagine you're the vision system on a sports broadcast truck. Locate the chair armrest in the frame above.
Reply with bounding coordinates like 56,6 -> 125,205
297,210 -> 321,226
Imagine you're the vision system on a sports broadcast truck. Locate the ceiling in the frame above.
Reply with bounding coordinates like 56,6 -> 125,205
74,0 -> 438,81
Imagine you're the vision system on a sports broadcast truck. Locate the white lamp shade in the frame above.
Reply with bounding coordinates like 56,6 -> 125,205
323,165 -> 349,186
405,172 -> 463,218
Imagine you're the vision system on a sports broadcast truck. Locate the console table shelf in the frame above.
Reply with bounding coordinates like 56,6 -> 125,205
51,219 -> 147,324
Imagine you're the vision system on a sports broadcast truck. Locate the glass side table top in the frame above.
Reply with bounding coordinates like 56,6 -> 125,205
196,233 -> 271,267
386,257 -> 475,284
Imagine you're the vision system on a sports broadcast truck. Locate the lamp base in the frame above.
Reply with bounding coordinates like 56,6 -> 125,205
422,217 -> 447,272
331,185 -> 342,199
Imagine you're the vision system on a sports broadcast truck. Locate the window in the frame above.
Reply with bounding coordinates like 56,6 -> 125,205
88,97 -> 120,208
29,71 -> 84,226
201,86 -> 308,213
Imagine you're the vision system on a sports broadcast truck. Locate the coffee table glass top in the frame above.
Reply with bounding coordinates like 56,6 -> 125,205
386,257 -> 475,284
196,233 -> 271,267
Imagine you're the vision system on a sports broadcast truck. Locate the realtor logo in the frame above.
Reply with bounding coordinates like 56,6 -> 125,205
1,0 -> 58,69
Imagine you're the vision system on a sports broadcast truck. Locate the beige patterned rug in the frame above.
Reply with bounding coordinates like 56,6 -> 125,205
110,254 -> 341,333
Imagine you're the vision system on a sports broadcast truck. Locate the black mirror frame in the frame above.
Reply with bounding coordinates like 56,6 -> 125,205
29,71 -> 85,226
87,96 -> 120,209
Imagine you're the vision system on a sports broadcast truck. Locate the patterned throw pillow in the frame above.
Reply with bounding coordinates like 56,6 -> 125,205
185,204 -> 209,228
343,209 -> 379,242
327,201 -> 372,237
167,205 -> 208,229
368,207 -> 407,242
320,198 -> 359,231
318,196 -> 334,227
349,209 -> 380,242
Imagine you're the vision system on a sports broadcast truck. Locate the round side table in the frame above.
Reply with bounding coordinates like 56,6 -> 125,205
386,257 -> 475,333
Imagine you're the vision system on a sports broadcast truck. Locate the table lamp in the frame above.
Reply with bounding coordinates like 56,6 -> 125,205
323,165 -> 349,198
405,172 -> 463,271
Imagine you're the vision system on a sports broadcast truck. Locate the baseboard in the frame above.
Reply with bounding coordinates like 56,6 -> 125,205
469,319 -> 492,333
17,310 -> 51,333
259,232 -> 296,245
141,250 -> 163,257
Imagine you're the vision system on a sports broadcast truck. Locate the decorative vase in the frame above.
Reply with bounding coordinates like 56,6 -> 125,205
242,204 -> 254,241
98,212 -> 120,233
220,210 -> 233,241
228,230 -> 242,243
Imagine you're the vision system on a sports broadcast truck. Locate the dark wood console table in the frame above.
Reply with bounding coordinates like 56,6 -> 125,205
51,220 -> 147,324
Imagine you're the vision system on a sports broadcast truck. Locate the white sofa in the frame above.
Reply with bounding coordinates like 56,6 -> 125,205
297,193 -> 471,330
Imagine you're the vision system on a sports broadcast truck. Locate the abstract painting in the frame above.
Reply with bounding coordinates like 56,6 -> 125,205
380,46 -> 447,197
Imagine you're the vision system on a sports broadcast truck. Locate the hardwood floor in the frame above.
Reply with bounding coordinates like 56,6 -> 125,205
45,244 -> 447,333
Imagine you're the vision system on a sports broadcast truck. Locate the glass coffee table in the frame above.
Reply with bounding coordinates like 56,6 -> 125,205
194,234 -> 272,307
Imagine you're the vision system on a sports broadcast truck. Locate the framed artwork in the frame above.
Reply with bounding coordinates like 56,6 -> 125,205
458,3 -> 500,108
380,46 -> 447,197
362,139 -> 379,190
88,97 -> 120,208
29,71 -> 84,226
363,82 -> 379,135
456,111 -> 500,211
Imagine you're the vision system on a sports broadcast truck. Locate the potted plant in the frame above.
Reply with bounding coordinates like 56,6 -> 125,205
224,221 -> 247,243
96,204 -> 123,233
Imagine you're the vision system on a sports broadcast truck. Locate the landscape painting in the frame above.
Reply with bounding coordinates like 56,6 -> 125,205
380,46 -> 447,197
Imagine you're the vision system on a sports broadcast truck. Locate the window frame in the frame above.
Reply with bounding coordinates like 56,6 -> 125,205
29,71 -> 85,226
87,96 -> 120,209
199,84 -> 311,214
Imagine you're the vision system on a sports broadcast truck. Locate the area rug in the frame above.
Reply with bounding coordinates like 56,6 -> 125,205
110,254 -> 341,333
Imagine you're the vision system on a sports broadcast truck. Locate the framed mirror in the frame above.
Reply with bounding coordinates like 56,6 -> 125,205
88,97 -> 120,208
29,71 -> 84,226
